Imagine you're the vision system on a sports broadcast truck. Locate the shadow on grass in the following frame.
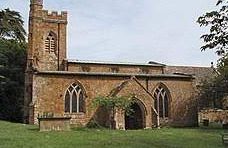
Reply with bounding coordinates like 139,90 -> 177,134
71,126 -> 111,132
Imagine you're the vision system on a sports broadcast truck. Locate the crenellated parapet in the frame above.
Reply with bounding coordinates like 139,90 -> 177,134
29,0 -> 67,23
30,9 -> 67,24
41,10 -> 68,23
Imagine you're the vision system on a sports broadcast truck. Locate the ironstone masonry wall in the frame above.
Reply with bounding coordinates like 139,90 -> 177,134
198,109 -> 228,125
29,73 -> 197,128
67,62 -> 164,74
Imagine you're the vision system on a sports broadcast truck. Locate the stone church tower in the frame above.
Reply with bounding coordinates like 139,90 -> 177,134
27,0 -> 67,71
24,0 -> 68,122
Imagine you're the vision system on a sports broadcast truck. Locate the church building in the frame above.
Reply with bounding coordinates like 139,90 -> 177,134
24,0 -> 213,129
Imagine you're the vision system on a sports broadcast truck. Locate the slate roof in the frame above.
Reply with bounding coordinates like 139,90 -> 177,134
165,66 -> 215,83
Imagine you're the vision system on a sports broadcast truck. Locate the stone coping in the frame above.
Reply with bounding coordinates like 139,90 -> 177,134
36,71 -> 194,80
67,59 -> 166,67
38,117 -> 71,121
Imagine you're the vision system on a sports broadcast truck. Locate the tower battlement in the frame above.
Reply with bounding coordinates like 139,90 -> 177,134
42,10 -> 67,22
30,0 -> 67,23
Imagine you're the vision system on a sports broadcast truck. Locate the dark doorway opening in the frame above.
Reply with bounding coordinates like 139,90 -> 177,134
125,102 -> 144,130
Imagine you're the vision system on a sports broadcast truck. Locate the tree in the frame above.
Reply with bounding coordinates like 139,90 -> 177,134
0,8 -> 27,122
197,0 -> 228,56
0,8 -> 26,80
197,0 -> 228,109
0,39 -> 26,122
0,8 -> 26,42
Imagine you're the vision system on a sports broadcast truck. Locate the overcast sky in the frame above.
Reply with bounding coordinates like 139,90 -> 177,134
1,0 -> 219,66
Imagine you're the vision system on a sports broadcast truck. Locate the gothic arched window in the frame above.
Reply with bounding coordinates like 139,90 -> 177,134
153,85 -> 170,118
45,32 -> 56,53
65,83 -> 85,113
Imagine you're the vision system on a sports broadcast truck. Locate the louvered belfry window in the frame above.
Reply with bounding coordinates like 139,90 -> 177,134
45,32 -> 56,53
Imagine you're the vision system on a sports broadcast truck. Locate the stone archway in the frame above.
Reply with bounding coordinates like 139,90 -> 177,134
125,101 -> 146,130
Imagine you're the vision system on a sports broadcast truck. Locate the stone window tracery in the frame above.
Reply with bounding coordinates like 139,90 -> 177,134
153,85 -> 170,118
45,32 -> 56,53
65,83 -> 85,113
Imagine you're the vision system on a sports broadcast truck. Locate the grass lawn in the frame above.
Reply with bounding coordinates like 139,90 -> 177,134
0,120 -> 225,148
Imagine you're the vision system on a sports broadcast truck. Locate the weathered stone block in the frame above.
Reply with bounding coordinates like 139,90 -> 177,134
38,117 -> 71,132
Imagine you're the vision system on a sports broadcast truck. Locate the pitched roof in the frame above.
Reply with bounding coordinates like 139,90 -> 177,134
165,66 -> 215,83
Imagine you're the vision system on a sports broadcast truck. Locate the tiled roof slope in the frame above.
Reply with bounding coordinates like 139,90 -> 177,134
165,66 -> 215,83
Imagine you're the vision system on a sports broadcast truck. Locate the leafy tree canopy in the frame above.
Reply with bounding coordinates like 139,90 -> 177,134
0,8 -> 27,122
0,8 -> 26,42
197,0 -> 228,109
197,0 -> 228,56
0,39 -> 26,122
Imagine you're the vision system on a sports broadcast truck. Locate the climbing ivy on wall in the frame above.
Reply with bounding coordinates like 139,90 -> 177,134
91,95 -> 135,129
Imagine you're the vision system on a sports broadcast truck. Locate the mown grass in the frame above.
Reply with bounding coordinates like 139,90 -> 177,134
0,120 -> 225,148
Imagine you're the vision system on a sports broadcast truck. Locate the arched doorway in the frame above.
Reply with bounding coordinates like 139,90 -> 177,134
125,102 -> 145,130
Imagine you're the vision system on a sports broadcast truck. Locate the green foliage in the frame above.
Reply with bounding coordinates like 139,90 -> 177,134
92,95 -> 136,129
198,62 -> 228,109
0,8 -> 26,42
197,0 -> 228,55
0,8 -> 27,122
0,120 -> 224,148
197,0 -> 228,109
93,95 -> 135,115
217,54 -> 228,77
0,39 -> 26,122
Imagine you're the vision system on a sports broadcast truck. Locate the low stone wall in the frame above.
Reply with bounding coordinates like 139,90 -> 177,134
198,109 -> 228,127
38,117 -> 71,132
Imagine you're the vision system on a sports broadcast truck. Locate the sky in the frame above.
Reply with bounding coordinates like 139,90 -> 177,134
1,0 -> 219,66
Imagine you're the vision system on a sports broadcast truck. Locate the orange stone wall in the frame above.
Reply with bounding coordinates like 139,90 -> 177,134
67,63 -> 163,74
29,73 -> 197,128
